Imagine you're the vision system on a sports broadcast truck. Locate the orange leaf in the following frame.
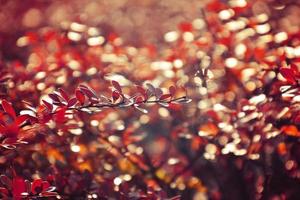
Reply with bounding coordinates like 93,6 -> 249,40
281,125 -> 300,137
47,148 -> 65,164
198,122 -> 218,136
277,142 -> 287,155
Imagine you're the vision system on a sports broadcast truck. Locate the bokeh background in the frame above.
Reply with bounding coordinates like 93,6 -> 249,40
0,0 -> 299,45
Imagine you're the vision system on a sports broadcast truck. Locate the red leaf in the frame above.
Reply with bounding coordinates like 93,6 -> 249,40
178,22 -> 193,32
135,96 -> 144,104
15,115 -> 30,126
0,187 -> 9,197
0,175 -> 11,189
136,85 -> 147,99
42,181 -> 50,191
155,88 -> 163,99
290,63 -> 298,72
146,83 -> 156,95
3,124 -> 19,138
67,97 -> 77,107
79,85 -> 97,99
54,108 -> 66,123
48,93 -> 61,103
31,179 -> 43,194
42,100 -> 53,112
206,0 -> 226,12
160,94 -> 172,100
112,80 -> 122,93
112,90 -> 120,101
280,68 -> 296,84
12,177 -> 26,199
75,90 -> 85,105
2,100 -> 16,119
169,86 -> 176,96
58,88 -> 69,101
169,103 -> 182,111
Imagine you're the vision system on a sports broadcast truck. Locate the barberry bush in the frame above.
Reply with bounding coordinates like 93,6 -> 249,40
1,0 -> 300,199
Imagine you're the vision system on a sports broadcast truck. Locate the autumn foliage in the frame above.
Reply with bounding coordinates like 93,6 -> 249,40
1,0 -> 300,199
